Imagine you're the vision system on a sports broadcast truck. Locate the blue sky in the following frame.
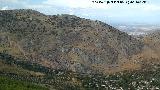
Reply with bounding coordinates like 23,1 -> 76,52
0,0 -> 160,25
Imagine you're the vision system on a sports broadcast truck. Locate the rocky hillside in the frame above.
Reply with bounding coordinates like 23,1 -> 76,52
142,31 -> 160,61
0,9 -> 144,74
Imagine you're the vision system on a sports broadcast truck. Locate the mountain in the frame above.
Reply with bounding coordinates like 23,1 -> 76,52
142,30 -> 160,59
0,9 -> 145,74
1,9 -> 160,90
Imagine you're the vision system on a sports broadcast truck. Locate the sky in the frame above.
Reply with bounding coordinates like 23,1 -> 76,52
0,0 -> 160,25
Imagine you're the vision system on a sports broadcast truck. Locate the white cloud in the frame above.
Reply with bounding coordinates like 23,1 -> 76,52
81,13 -> 89,17
68,9 -> 74,15
121,3 -> 160,12
39,0 -> 160,14
1,6 -> 9,10
25,4 -> 51,9
43,0 -> 112,9
144,4 -> 160,11
0,0 -> 21,3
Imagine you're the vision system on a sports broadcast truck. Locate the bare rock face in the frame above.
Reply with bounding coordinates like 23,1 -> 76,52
0,9 -> 144,74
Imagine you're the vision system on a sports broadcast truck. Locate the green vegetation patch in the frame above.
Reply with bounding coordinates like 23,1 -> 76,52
0,76 -> 49,90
